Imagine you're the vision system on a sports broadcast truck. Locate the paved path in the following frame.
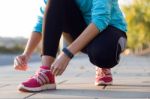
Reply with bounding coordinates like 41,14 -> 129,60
0,54 -> 150,99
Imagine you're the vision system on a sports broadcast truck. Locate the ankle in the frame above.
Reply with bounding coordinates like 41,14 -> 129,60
101,68 -> 111,75
41,56 -> 55,68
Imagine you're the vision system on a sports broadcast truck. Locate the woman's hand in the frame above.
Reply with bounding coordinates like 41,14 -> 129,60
51,52 -> 71,76
14,54 -> 30,71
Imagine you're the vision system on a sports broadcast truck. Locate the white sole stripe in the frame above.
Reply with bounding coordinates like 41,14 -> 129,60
95,81 -> 112,86
18,84 -> 56,92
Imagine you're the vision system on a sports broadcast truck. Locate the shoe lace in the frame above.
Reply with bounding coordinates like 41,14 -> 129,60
30,68 -> 51,84
96,67 -> 111,78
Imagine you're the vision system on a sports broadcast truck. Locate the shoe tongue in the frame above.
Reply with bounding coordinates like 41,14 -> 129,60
40,66 -> 50,70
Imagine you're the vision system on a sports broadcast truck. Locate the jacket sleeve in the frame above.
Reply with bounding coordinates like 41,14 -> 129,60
92,0 -> 112,32
33,0 -> 47,33
33,15 -> 43,33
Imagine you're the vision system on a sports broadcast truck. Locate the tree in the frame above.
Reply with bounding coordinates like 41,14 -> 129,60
123,0 -> 150,52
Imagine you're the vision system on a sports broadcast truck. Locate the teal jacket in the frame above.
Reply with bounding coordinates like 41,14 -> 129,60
33,0 -> 127,33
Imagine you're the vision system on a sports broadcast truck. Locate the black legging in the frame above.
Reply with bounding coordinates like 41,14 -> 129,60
42,0 -> 127,68
42,0 -> 86,57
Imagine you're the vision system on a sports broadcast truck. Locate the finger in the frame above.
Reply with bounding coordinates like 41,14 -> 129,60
52,67 -> 58,75
55,68 -> 61,76
58,68 -> 65,75
14,60 -> 21,69
14,59 -> 19,67
16,57 -> 26,66
51,66 -> 57,74
51,66 -> 55,73
58,66 -> 67,76
16,66 -> 26,71
56,66 -> 64,75
51,67 -> 57,75
21,59 -> 27,66
15,57 -> 23,66
15,66 -> 22,70
51,63 -> 57,73
53,67 -> 60,76
21,65 -> 28,71
16,56 -> 27,65
14,60 -> 25,71
58,63 -> 68,75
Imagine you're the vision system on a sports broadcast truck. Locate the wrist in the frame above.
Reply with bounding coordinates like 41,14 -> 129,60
67,45 -> 77,55
62,48 -> 74,59
22,52 -> 31,59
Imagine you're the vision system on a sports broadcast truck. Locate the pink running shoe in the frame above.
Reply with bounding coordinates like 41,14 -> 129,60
18,66 -> 56,92
95,67 -> 113,86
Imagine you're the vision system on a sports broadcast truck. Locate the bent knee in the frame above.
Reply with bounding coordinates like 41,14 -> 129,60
87,45 -> 121,68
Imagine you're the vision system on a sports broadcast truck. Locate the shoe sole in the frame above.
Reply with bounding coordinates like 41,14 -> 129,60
95,81 -> 112,86
18,84 -> 56,92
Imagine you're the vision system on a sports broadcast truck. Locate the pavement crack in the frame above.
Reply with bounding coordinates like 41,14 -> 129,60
23,93 -> 38,99
0,84 -> 10,88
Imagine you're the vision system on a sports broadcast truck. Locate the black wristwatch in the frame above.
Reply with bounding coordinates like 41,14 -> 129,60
62,48 -> 74,59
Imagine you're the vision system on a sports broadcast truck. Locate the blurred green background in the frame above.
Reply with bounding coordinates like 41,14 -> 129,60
123,0 -> 150,54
